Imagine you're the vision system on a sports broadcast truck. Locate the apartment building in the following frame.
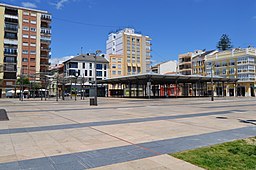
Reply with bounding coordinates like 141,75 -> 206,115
206,48 -> 256,97
63,54 -> 109,82
106,28 -> 151,78
178,50 -> 205,75
63,54 -> 109,97
0,3 -> 51,96
108,54 -> 124,78
151,60 -> 177,74
192,50 -> 217,76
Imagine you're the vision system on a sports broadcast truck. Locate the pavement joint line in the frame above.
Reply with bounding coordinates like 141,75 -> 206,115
49,107 -> 161,156
0,126 -> 255,169
89,126 -> 161,156
0,109 -> 246,135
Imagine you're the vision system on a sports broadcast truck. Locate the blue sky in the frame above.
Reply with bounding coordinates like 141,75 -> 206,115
3,0 -> 256,63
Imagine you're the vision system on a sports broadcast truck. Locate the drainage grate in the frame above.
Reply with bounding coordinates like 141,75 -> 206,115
0,109 -> 9,121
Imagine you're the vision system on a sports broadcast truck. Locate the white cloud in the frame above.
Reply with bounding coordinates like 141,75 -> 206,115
21,2 -> 37,8
55,0 -> 69,9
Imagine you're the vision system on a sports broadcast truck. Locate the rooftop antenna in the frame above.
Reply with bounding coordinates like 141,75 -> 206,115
81,47 -> 83,55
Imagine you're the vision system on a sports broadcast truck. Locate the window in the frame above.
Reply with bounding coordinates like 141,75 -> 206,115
30,51 -> 36,54
104,64 -> 107,70
30,58 -> 36,62
5,32 -> 17,39
104,71 -> 107,77
4,57 -> 16,63
68,70 -> 76,76
82,63 -> 85,69
96,71 -> 102,77
30,35 -> 36,39
112,58 -> 116,62
112,64 -> 116,69
84,70 -> 87,76
22,50 -> 28,54
23,34 -> 29,38
30,20 -> 36,24
31,43 -> 36,47
69,62 -> 78,68
22,58 -> 28,62
30,27 -> 36,32
23,42 -> 28,46
23,26 -> 29,31
23,19 -> 29,23
222,68 -> 226,75
23,12 -> 29,16
112,71 -> 116,75
31,13 -> 36,17
118,64 -> 121,69
118,71 -> 121,75
89,70 -> 92,76
89,63 -> 92,69
230,68 -> 235,74
96,64 -> 102,69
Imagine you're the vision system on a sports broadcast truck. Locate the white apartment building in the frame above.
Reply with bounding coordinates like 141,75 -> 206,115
63,54 -> 109,83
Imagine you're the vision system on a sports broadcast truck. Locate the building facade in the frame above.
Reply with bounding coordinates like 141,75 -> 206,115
206,48 -> 256,97
151,60 -> 177,74
178,50 -> 206,75
192,50 -> 217,76
64,54 -> 109,82
106,28 -> 151,77
63,54 -> 109,97
0,3 -> 51,97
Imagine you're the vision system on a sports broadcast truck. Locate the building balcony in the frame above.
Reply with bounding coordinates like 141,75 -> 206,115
41,28 -> 51,35
41,39 -> 51,44
41,14 -> 52,21
40,62 -> 50,66
41,47 -> 51,52
4,17 -> 18,24
4,51 -> 17,56
3,72 -> 17,80
4,24 -> 18,32
5,8 -> 18,16
41,54 -> 50,59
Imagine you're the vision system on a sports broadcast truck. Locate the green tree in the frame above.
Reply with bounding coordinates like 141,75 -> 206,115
217,34 -> 233,51
16,77 -> 30,85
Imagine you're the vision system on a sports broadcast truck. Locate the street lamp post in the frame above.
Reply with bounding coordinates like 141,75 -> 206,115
211,62 -> 214,101
75,72 -> 78,101
88,50 -> 101,106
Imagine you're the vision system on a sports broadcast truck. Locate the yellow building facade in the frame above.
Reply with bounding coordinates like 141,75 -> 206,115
206,48 -> 256,97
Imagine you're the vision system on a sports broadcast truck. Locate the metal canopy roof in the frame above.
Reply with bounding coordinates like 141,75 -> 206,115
98,73 -> 239,85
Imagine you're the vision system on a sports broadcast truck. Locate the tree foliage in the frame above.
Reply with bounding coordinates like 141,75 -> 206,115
16,77 -> 30,85
217,34 -> 233,51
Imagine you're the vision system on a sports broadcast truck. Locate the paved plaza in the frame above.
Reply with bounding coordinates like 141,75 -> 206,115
0,97 -> 255,169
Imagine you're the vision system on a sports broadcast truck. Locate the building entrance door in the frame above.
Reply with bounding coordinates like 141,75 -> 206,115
251,86 -> 255,97
237,86 -> 245,96
229,89 -> 234,96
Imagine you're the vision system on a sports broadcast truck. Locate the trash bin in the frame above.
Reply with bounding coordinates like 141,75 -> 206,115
90,98 -> 97,106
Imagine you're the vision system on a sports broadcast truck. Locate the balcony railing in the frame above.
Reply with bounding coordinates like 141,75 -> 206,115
5,18 -> 18,24
4,49 -> 17,55
4,24 -> 18,32
41,28 -> 51,35
41,14 -> 52,21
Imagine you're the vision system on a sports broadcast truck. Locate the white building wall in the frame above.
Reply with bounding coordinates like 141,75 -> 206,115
159,60 -> 177,74
65,61 -> 108,83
